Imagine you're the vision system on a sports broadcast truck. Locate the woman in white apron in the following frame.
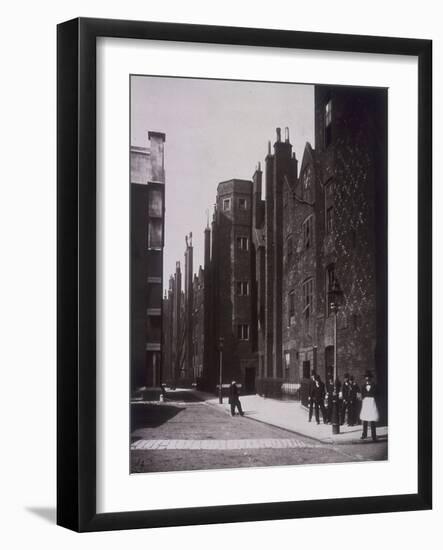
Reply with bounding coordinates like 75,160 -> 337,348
360,371 -> 379,441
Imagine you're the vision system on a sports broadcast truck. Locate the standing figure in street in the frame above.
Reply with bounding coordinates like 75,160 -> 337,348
348,375 -> 360,426
340,373 -> 351,425
229,381 -> 244,416
325,375 -> 334,424
326,375 -> 341,424
312,374 -> 327,425
307,371 -> 316,422
360,371 -> 379,441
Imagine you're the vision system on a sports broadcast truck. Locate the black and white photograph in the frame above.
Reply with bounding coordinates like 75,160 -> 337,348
0,0 -> 437,543
129,75 -> 388,473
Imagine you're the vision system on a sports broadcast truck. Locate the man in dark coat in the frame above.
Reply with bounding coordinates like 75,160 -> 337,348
325,375 -> 341,423
229,381 -> 244,416
307,371 -> 317,422
311,374 -> 327,424
348,375 -> 360,426
340,373 -> 351,425
325,375 -> 334,423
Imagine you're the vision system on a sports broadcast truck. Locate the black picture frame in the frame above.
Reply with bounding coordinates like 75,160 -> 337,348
57,17 -> 432,532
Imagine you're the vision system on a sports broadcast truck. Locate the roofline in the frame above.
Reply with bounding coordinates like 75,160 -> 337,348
217,178 -> 253,189
130,145 -> 150,155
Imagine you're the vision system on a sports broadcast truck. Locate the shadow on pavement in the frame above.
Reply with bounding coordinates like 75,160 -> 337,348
351,435 -> 388,444
164,390 -> 203,402
131,403 -> 185,432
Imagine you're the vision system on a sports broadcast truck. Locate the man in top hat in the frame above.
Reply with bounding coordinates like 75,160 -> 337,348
360,370 -> 379,441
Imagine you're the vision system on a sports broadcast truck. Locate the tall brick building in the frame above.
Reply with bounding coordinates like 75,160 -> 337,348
209,179 -> 257,392
130,131 -> 166,393
163,180 -> 257,391
252,129 -> 299,395
253,86 -> 387,417
162,85 -> 387,418
192,266 -> 205,381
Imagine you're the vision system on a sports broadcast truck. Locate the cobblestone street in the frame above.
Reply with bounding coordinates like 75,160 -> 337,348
130,390 -> 387,473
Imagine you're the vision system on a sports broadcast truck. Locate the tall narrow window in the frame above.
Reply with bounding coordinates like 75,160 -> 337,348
302,278 -> 314,333
326,264 -> 335,315
303,360 -> 311,379
148,219 -> 163,249
146,316 -> 161,344
236,281 -> 249,296
287,235 -> 293,261
237,324 -> 249,340
303,216 -> 314,249
326,206 -> 334,234
302,166 -> 313,203
237,236 -> 249,251
223,198 -> 231,211
325,179 -> 334,235
148,189 -> 163,218
238,198 -> 247,210
288,290 -> 295,326
325,99 -> 332,147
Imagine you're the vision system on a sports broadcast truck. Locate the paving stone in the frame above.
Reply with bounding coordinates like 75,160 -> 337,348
130,438 -> 319,451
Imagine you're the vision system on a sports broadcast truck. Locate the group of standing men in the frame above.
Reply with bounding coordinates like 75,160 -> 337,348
307,370 -> 380,441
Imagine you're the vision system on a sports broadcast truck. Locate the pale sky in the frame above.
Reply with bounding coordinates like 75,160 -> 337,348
131,76 -> 315,290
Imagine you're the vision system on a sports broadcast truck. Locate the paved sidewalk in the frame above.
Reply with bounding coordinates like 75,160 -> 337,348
131,438 -> 323,451
195,391 -> 388,445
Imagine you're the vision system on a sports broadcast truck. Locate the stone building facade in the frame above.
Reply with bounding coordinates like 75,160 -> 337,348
210,179 -> 257,392
130,131 -> 166,394
257,86 -> 387,420
163,180 -> 257,392
252,130 -> 299,397
183,234 -> 194,381
161,85 -> 387,419
162,261 -> 184,384
192,267 -> 205,381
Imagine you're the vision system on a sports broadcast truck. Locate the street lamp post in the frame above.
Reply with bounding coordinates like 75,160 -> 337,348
218,336 -> 224,404
328,279 -> 344,435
